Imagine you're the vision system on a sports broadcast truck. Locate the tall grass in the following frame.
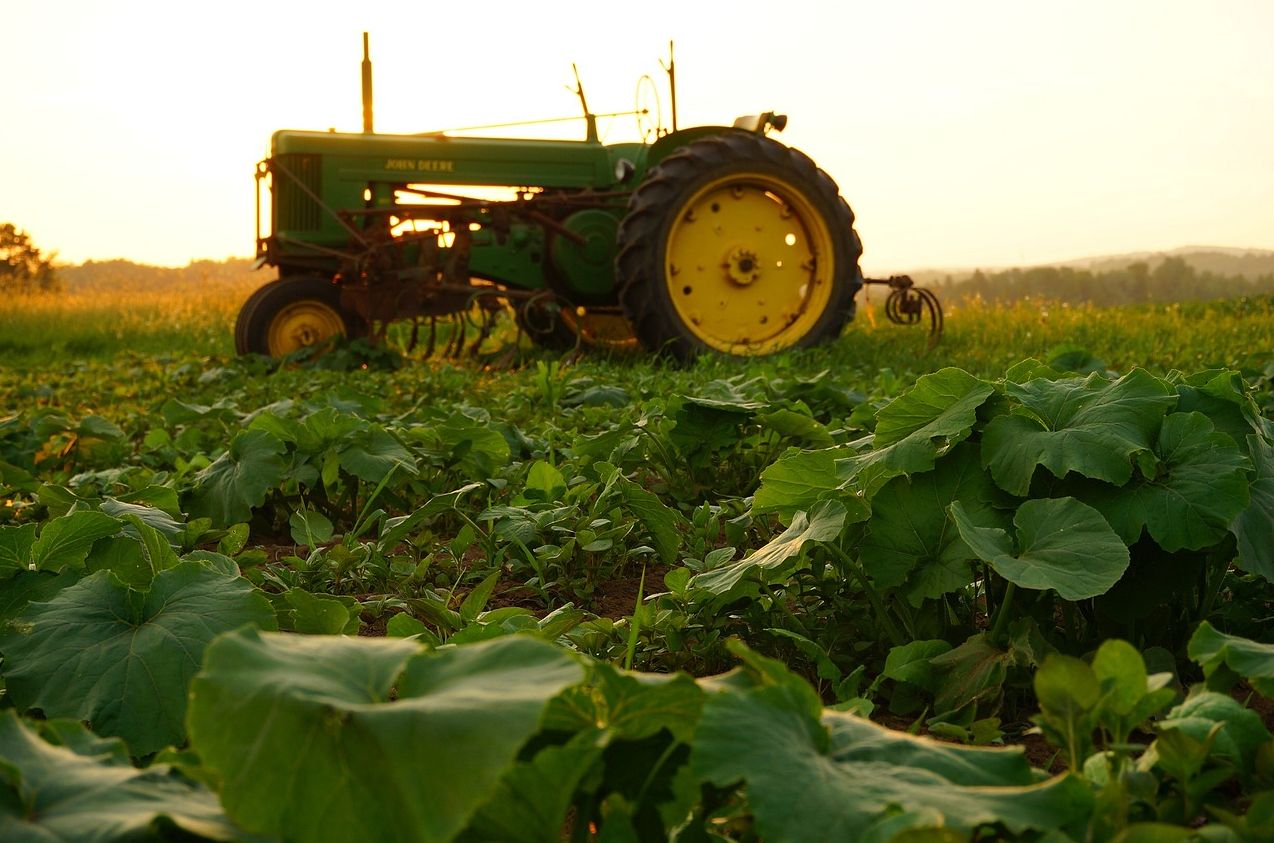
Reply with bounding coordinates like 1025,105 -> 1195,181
2,275 -> 1271,381
0,276 -> 259,361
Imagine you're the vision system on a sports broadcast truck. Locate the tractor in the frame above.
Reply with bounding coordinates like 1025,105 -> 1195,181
236,36 -> 938,361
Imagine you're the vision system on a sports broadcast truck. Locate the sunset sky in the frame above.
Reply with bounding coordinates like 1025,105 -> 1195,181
4,0 -> 1272,273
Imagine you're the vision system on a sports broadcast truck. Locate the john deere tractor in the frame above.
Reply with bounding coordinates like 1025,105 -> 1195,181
237,37 -> 933,360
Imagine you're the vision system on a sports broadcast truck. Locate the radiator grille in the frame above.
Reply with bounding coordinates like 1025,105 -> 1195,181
274,154 -> 322,232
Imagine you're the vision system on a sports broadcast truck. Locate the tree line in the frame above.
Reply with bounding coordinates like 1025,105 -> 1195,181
937,257 -> 1274,306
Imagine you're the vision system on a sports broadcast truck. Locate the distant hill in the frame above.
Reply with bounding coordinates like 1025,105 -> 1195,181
1060,247 -> 1274,280
903,247 -> 1274,287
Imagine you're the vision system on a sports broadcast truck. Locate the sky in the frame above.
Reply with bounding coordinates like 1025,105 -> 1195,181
3,0 -> 1272,274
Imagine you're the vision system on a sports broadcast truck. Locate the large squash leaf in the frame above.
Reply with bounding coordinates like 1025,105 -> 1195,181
1232,435 -> 1274,581
691,645 -> 1091,841
0,562 -> 276,755
982,369 -> 1176,495
753,369 -> 994,520
691,500 -> 846,596
187,630 -> 585,843
860,443 -> 1008,600
951,497 -> 1129,600
1076,412 -> 1249,551
186,428 -> 287,527
0,712 -> 243,843
30,510 -> 122,572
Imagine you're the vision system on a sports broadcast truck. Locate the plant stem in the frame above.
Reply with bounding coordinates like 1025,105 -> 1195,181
824,543 -> 904,647
989,582 -> 1017,646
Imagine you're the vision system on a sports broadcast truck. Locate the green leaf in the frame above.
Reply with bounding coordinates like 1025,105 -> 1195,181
753,370 -> 994,521
0,523 -> 36,578
463,729 -> 609,843
187,428 -> 287,527
0,711 -> 243,842
1157,692 -> 1272,774
951,497 -> 1129,600
217,523 -> 250,556
982,369 -> 1176,495
460,571 -> 500,622
615,477 -> 683,564
523,460 -> 567,503
927,633 -> 1015,719
289,508 -> 334,547
0,570 -> 81,630
882,640 -> 954,693
691,500 -> 847,596
386,613 -> 427,638
0,563 -> 277,755
1033,654 -> 1101,769
1189,621 -> 1274,698
1077,413 -> 1249,551
874,368 -> 995,447
860,443 -> 1008,598
756,408 -> 833,447
380,482 -> 484,548
1232,435 -> 1274,581
100,498 -> 184,540
283,587 -> 358,635
188,631 -> 585,843
544,661 -> 705,744
30,511 -> 122,572
753,447 -> 862,521
691,674 -> 1091,840
339,426 -> 417,482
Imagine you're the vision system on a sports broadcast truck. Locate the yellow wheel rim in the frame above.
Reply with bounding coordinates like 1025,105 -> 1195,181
561,308 -> 640,350
664,172 -> 835,354
267,300 -> 346,356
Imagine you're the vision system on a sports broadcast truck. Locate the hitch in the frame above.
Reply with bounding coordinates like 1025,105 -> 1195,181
861,275 -> 944,344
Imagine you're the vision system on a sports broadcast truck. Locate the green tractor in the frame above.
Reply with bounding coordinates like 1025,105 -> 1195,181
237,37 -> 935,360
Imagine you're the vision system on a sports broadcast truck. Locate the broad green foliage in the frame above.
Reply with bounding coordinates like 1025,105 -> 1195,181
860,444 -> 1006,601
1076,412 -> 1249,551
1189,621 -> 1274,698
952,496 -> 1129,600
981,369 -> 1176,495
2,321 -> 1274,841
1232,435 -> 1274,579
188,630 -> 584,843
692,499 -> 846,596
30,510 -> 121,571
0,561 -> 276,754
0,712 -> 242,842
691,644 -> 1092,841
187,429 -> 286,526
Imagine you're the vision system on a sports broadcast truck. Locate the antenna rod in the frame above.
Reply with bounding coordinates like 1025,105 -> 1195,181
663,41 -> 678,133
361,32 -> 374,133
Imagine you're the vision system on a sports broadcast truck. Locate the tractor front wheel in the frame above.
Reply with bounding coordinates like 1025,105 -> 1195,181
234,277 -> 367,357
615,131 -> 863,359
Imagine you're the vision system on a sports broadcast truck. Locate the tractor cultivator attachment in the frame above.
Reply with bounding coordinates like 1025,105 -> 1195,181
235,35 -> 942,362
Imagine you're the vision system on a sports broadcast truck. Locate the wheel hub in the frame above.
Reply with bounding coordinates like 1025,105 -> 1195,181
268,301 -> 347,357
725,247 -> 762,286
663,172 -> 834,354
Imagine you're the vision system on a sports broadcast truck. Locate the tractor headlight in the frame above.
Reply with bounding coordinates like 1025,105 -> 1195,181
614,158 -> 636,184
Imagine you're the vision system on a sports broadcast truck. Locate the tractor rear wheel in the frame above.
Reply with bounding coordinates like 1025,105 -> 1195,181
615,131 -> 863,359
235,276 -> 367,357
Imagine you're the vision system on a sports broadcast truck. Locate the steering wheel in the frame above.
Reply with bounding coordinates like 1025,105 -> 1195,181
635,75 -> 664,143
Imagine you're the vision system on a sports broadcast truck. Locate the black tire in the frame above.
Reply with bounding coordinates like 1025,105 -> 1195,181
615,131 -> 863,360
234,276 -> 367,357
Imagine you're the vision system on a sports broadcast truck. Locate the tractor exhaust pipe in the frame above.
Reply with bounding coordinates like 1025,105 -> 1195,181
361,32 -> 374,133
